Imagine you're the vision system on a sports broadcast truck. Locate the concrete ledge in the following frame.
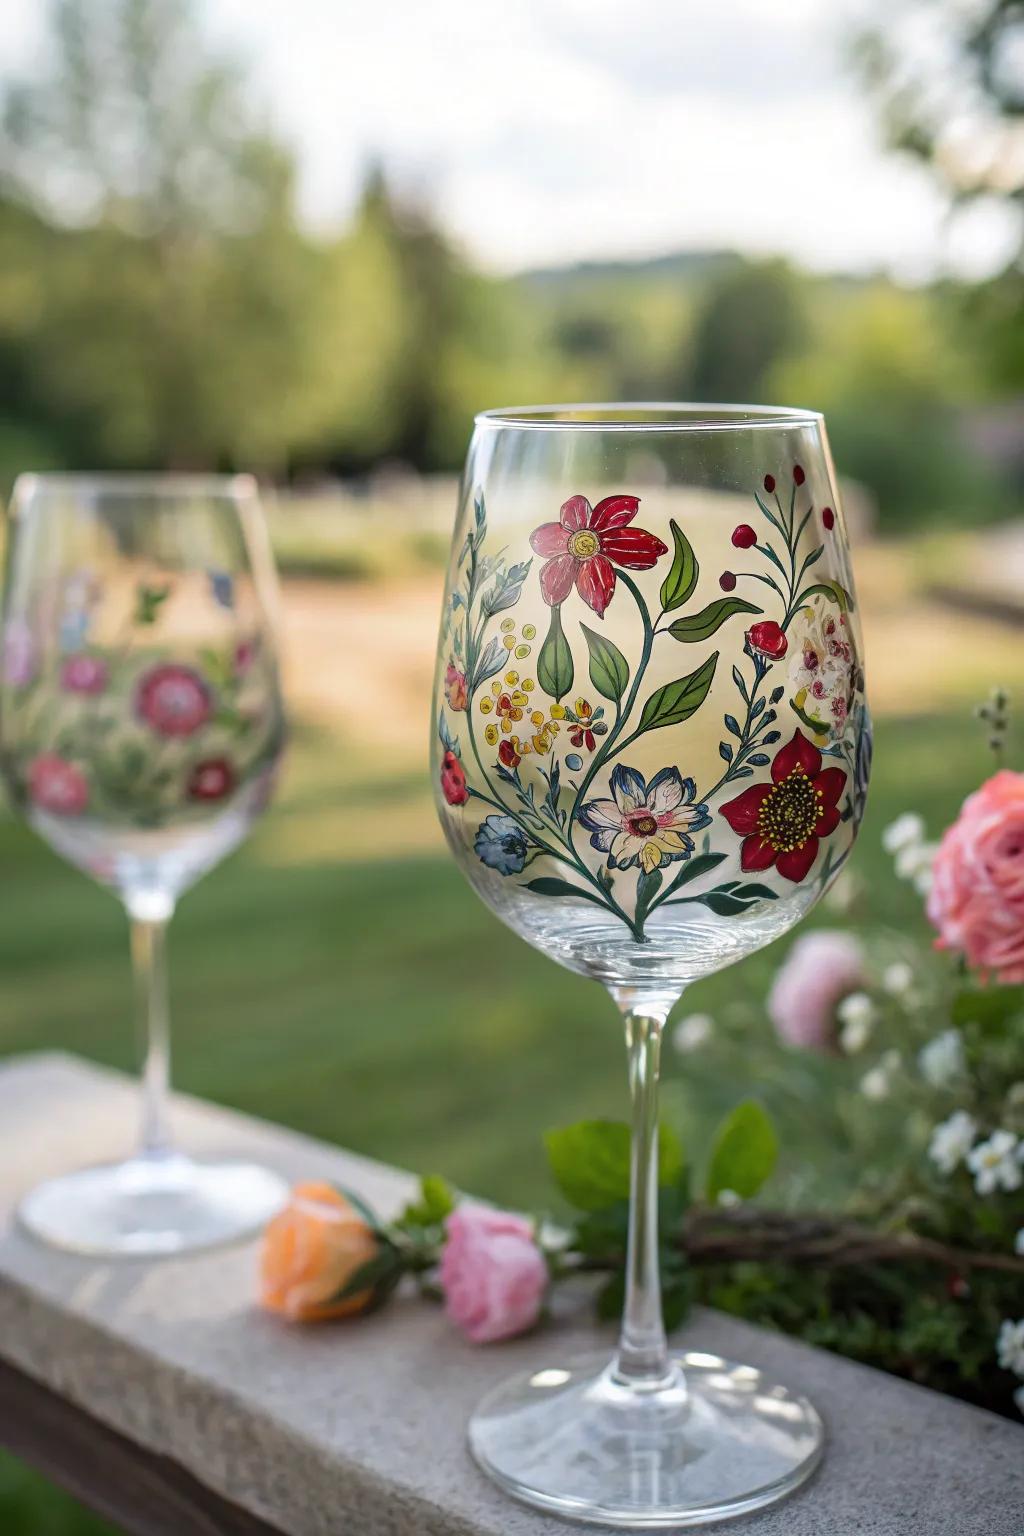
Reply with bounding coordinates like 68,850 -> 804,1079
0,1052 -> 1020,1535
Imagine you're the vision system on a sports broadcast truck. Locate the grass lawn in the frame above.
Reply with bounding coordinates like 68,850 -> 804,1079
0,705 -> 996,1533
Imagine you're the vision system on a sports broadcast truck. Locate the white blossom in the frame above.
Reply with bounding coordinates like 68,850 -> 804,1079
672,1013 -> 713,1054
860,1050 -> 900,1102
882,961 -> 914,997
967,1130 -> 1022,1195
928,1110 -> 977,1175
837,991 -> 875,1029
918,1029 -> 965,1088
895,840 -> 938,886
996,1318 -> 1024,1377
717,1188 -> 741,1208
882,813 -> 925,854
840,1015 -> 872,1055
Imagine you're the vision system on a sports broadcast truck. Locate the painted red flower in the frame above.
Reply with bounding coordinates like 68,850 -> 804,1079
822,507 -> 835,530
136,664 -> 212,738
187,757 -> 236,802
529,495 -> 667,619
719,729 -> 846,882
60,654 -> 108,695
498,739 -> 521,770
28,754 -> 89,816
732,524 -> 757,549
440,749 -> 468,806
745,619 -> 788,660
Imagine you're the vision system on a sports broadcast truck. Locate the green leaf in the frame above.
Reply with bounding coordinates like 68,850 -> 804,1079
799,579 -> 854,613
638,652 -> 719,734
660,520 -> 698,611
545,1119 -> 685,1212
705,1101 -> 778,1203
526,877 -> 606,907
952,984 -> 1024,1030
134,582 -> 171,625
669,851 -> 726,890
328,1242 -> 403,1306
580,623 -> 630,703
634,867 -> 662,927
537,604 -> 574,701
399,1174 -> 455,1229
666,598 -> 762,643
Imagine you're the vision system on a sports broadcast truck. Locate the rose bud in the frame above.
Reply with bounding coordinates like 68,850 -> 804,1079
261,1183 -> 386,1322
793,464 -> 805,486
745,619 -> 788,660
763,474 -> 776,493
719,571 -> 737,592
439,1204 -> 548,1344
440,749 -> 468,806
731,524 -> 757,549
822,507 -> 835,530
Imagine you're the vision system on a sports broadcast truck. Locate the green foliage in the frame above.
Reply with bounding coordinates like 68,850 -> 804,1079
705,1101 -> 779,1201
659,520 -> 699,611
536,605 -> 574,701
545,1118 -> 684,1212
637,653 -> 719,734
580,623 -> 630,703
666,598 -> 762,643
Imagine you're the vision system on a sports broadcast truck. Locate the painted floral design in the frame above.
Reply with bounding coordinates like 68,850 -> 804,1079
60,654 -> 109,695
28,754 -> 89,815
3,619 -> 36,688
529,495 -> 667,618
436,470 -> 867,941
187,757 -> 237,801
719,729 -> 847,882
580,766 -> 711,875
136,663 -> 212,738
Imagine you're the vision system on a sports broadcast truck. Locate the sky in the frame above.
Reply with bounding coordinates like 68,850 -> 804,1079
4,0 -> 1019,281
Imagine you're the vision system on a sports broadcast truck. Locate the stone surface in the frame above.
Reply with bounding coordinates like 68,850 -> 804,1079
0,1051 -> 1021,1535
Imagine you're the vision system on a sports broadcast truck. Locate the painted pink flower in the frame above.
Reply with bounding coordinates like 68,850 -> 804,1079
927,770 -> 1024,983
720,729 -> 847,882
767,930 -> 866,1050
28,754 -> 89,816
439,1204 -> 547,1344
234,638 -> 257,676
440,749 -> 468,807
60,654 -> 109,695
187,757 -> 236,802
3,619 -> 36,688
136,664 -> 212,738
444,661 -> 468,712
529,495 -> 667,618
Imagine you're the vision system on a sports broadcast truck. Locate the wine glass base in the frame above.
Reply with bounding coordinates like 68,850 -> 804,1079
468,1349 -> 824,1529
18,1154 -> 289,1257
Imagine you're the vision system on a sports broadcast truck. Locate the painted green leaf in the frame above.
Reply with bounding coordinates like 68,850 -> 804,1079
580,623 -> 630,703
526,877 -> 605,906
800,579 -> 854,613
705,1100 -> 778,1202
634,867 -> 662,927
667,597 -> 762,643
545,1118 -> 685,1212
638,652 -> 719,734
669,851 -> 726,891
134,582 -> 171,626
537,604 -> 574,701
659,520 -> 699,611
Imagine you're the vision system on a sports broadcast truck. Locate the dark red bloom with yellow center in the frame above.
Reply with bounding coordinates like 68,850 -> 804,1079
719,729 -> 846,882
529,495 -> 667,618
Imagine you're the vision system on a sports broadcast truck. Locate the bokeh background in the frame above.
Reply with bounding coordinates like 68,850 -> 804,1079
1,1 -> 1021,1529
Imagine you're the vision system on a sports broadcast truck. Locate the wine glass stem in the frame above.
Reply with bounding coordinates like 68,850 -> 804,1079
615,1004 -> 673,1386
130,915 -> 174,1158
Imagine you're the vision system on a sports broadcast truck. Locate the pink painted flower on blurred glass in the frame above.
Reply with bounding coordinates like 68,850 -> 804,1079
927,770 -> 1024,983
444,661 -> 468,712
136,663 -> 212,738
3,619 -> 36,688
28,754 -> 89,816
438,1204 -> 547,1343
767,930 -> 866,1050
60,654 -> 109,695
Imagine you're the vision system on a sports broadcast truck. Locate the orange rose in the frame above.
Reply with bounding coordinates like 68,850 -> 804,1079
260,1182 -> 382,1322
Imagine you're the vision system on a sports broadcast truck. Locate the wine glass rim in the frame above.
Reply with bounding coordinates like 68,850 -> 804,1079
475,402 -> 823,432
10,471 -> 260,501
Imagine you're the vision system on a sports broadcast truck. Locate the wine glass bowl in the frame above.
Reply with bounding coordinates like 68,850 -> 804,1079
1,474 -> 288,1254
432,405 -> 870,1526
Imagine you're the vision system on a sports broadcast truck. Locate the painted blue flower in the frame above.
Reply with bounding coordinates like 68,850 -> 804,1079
475,814 -> 529,876
208,568 -> 235,610
578,764 -> 711,875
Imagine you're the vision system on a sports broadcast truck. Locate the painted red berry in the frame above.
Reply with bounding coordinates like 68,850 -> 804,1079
720,571 -> 737,592
731,524 -> 757,549
793,464 -> 805,486
763,474 -> 775,493
822,506 -> 835,530
745,620 -> 788,660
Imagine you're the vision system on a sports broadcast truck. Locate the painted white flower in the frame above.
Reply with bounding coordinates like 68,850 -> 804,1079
882,813 -> 925,854
672,1013 -> 713,1054
882,961 -> 914,997
1015,1229 -> 1024,1257
996,1318 -> 1024,1377
860,1050 -> 900,1102
918,1029 -> 965,1088
967,1130 -> 1022,1195
928,1110 -> 977,1175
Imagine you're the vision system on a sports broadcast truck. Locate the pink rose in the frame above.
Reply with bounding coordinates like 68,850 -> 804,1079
927,770 -> 1024,983
28,754 -> 89,816
136,663 -> 212,738
438,1204 -> 547,1344
767,930 -> 866,1050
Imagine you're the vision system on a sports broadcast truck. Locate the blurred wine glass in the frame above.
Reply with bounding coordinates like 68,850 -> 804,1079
1,474 -> 288,1255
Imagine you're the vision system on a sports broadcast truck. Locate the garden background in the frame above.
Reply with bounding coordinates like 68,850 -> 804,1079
1,1 -> 1022,1530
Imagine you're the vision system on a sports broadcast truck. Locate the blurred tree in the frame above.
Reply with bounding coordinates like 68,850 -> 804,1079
678,259 -> 807,403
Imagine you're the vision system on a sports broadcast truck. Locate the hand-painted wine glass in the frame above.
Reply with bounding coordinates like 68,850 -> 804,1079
431,406 -> 870,1527
1,475 -> 288,1255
